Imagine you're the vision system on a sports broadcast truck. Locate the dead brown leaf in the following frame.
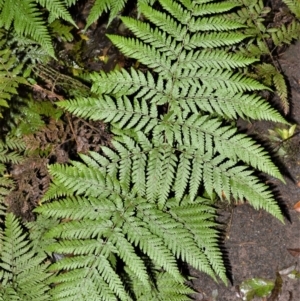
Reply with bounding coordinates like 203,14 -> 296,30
293,201 -> 300,212
287,248 -> 300,257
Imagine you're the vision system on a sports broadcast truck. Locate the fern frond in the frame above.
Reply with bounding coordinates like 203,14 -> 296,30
282,0 -> 300,18
50,20 -> 74,42
63,0 -> 77,6
59,95 -> 158,132
37,152 -> 227,295
169,198 -> 226,282
0,135 -> 25,151
180,68 -> 267,93
271,20 -> 300,46
0,0 -> 77,57
180,49 -> 258,70
185,88 -> 286,120
0,213 -> 51,300
0,0 -> 55,57
255,63 -> 289,114
0,135 -> 25,203
192,1 -> 240,15
36,0 -> 76,26
0,174 -> 14,203
0,49 -> 27,116
129,269 -> 193,301
227,166 -> 283,221
108,36 -> 173,74
273,71 -> 288,115
139,204 -> 221,280
85,0 -> 156,28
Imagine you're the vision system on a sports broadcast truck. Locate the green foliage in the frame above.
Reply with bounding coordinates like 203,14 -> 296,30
268,124 -> 297,157
283,0 -> 300,18
60,1 -> 285,216
50,20 -> 74,42
12,99 -> 63,137
32,0 -> 290,300
0,135 -> 25,203
85,0 -> 156,28
238,277 -> 275,300
254,63 -> 288,111
37,157 -> 223,297
0,48 -> 27,117
0,0 -> 298,300
0,212 -> 52,300
0,0 -> 78,119
227,0 -> 300,114
0,0 -> 76,57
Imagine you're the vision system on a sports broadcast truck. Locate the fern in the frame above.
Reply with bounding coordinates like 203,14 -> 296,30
283,0 -> 300,18
0,48 -> 27,117
271,20 -> 300,46
225,0 -> 300,114
85,0 -> 156,28
0,135 -> 25,204
253,63 -> 289,113
12,99 -> 63,137
36,0 -> 76,25
37,163 -> 221,299
50,20 -> 74,42
0,212 -> 52,300
0,0 -> 76,57
34,0 -> 289,300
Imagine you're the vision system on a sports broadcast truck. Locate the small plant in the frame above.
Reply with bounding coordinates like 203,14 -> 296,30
225,0 -> 300,114
268,124 -> 298,156
269,124 -> 297,141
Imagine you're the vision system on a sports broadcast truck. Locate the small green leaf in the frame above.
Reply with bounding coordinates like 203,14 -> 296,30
288,270 -> 300,279
239,277 -> 274,300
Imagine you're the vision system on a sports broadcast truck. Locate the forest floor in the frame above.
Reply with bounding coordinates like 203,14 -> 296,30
6,1 -> 300,300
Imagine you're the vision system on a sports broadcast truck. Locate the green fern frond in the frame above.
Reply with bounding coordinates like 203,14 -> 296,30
50,20 -> 74,42
192,1 -> 240,15
273,71 -> 288,115
0,135 -> 26,151
36,153 -> 227,294
254,63 -> 289,114
169,198 -> 226,282
62,67 -> 286,122
0,213 -> 51,300
180,49 -> 258,69
26,214 -> 59,255
85,0 -> 155,29
0,0 -> 77,57
0,174 -> 14,203
129,269 -> 194,301
85,0 -> 117,29
0,0 -> 54,57
271,20 -> 300,46
63,0 -> 77,6
0,136 -> 25,203
283,0 -> 300,18
0,203 -> 5,222
36,0 -> 76,26
0,49 -> 27,117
